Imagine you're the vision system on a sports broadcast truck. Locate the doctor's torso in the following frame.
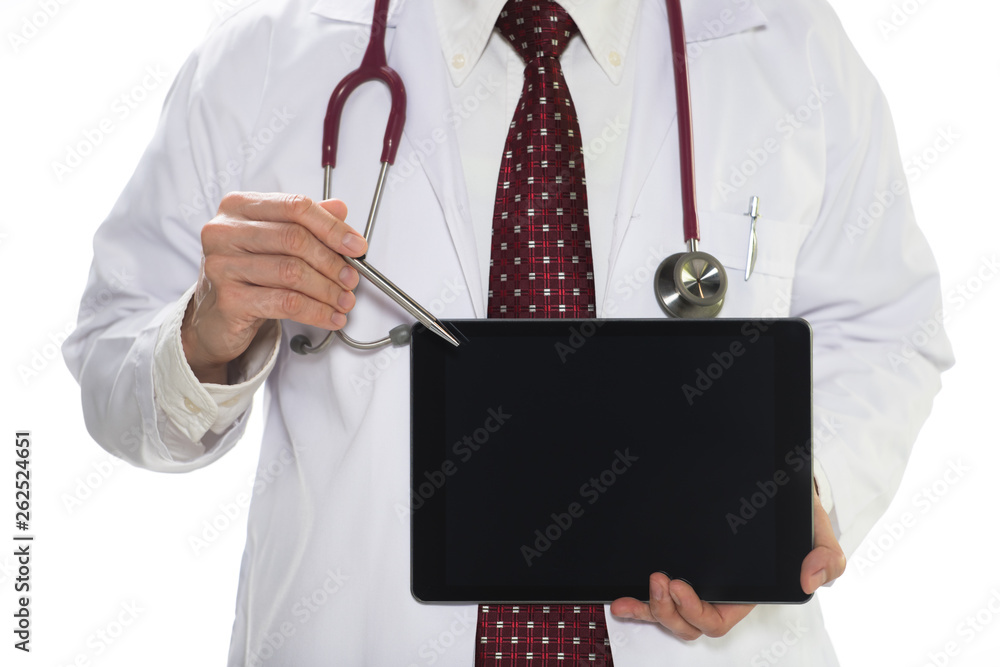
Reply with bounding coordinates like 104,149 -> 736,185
186,0 -> 843,664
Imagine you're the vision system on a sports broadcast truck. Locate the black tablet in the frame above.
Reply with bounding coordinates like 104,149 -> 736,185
410,319 -> 813,604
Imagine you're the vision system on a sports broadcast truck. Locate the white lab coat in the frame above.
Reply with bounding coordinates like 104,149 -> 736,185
63,0 -> 953,664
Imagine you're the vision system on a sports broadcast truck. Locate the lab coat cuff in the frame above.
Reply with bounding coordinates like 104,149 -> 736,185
204,318 -> 281,434
153,286 -> 220,442
152,286 -> 282,442
813,459 -> 834,515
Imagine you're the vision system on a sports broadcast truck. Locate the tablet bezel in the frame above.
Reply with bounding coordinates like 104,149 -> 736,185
410,318 -> 814,604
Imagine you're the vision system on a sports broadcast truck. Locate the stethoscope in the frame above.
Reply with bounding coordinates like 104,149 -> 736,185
291,0 -> 761,355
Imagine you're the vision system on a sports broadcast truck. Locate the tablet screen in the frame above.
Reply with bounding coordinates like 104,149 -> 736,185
410,319 -> 813,604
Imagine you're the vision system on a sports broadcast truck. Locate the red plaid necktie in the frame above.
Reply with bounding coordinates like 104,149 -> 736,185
478,2 -> 611,665
486,0 -> 597,319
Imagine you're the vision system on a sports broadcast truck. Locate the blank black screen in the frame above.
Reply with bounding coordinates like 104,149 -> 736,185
411,319 -> 813,604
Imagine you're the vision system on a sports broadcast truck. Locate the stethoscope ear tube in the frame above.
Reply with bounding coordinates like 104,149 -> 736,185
656,0 -> 729,318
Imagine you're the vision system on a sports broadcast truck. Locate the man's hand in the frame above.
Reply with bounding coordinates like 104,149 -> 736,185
181,191 -> 367,383
609,486 -> 846,640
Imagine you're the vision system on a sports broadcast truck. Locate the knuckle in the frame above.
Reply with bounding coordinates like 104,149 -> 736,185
200,220 -> 225,247
279,290 -> 305,315
202,254 -> 227,280
280,223 -> 309,256
219,190 -> 249,212
283,193 -> 313,217
277,257 -> 306,286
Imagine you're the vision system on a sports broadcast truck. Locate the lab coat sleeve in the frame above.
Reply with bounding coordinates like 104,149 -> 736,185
62,17 -> 275,472
790,12 -> 955,558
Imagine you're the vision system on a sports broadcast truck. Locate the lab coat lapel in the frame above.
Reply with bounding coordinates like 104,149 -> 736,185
607,0 -> 677,283
387,2 -> 486,316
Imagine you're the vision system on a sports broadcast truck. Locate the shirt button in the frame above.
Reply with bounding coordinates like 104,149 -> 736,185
452,53 -> 466,69
221,397 -> 240,408
183,397 -> 202,414
608,51 -> 622,67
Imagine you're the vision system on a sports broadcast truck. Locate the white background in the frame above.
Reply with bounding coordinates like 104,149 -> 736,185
1,0 -> 997,665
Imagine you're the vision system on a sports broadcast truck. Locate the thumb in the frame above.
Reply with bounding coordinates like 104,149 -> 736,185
801,487 -> 847,595
317,198 -> 366,257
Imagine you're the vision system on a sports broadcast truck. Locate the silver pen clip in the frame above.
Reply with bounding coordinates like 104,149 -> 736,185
744,196 -> 760,281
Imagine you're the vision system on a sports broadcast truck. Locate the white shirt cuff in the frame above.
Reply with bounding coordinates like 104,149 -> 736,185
152,285 -> 282,443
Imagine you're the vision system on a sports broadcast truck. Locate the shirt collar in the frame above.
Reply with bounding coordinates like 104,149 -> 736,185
310,0 -> 769,85
432,0 -> 643,86
310,0 -> 406,25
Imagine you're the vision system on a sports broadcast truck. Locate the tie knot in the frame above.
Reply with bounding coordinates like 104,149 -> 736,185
496,0 -> 578,64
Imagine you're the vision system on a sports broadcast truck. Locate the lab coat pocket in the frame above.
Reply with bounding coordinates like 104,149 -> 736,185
699,211 -> 811,318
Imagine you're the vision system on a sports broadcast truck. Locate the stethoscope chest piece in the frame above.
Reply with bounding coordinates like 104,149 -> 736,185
654,249 -> 728,318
